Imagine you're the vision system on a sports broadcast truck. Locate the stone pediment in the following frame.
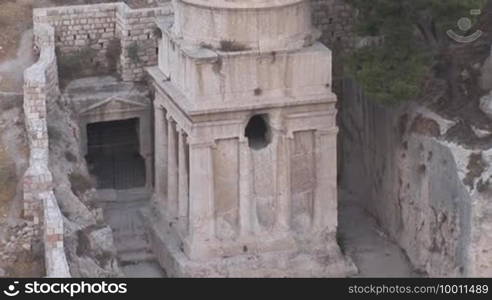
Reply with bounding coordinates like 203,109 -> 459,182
80,96 -> 147,116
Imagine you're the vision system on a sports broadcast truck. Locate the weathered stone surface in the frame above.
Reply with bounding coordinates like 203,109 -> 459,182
338,78 -> 492,277
23,22 -> 68,277
87,227 -> 117,256
479,92 -> 492,119
54,186 -> 94,227
147,0 -> 354,277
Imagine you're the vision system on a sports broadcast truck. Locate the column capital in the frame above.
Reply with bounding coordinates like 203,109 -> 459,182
177,126 -> 188,135
187,137 -> 215,148
284,130 -> 296,140
166,112 -> 174,122
316,128 -> 339,136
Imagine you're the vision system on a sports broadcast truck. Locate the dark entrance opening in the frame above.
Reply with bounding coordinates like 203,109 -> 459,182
245,114 -> 270,149
86,118 -> 146,189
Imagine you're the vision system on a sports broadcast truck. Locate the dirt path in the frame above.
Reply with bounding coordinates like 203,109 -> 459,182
339,193 -> 419,277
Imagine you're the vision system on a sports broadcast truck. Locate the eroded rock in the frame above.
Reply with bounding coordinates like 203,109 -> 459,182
479,92 -> 492,119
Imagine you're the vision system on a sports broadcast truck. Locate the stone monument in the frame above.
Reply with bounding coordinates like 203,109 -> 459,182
147,0 -> 354,277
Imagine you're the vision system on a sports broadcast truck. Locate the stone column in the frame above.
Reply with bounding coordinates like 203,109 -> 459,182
154,105 -> 168,203
172,0 -> 182,36
269,113 -> 291,233
167,114 -> 178,220
239,138 -> 252,236
178,128 -> 189,234
186,140 -> 215,260
140,114 -> 153,190
275,134 -> 292,232
313,128 -> 338,233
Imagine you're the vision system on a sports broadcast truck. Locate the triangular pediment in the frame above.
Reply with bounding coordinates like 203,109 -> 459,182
80,96 -> 147,115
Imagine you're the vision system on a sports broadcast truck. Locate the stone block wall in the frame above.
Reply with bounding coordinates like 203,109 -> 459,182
116,5 -> 169,81
23,23 -> 71,278
311,0 -> 355,53
34,4 -> 118,72
33,3 -> 172,82
43,191 -> 71,277
23,23 -> 58,222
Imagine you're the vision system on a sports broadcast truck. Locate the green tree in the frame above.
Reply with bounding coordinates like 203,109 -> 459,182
346,0 -> 487,105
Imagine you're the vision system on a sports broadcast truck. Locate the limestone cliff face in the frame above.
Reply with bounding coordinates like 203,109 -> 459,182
46,96 -> 122,278
339,79 -> 492,277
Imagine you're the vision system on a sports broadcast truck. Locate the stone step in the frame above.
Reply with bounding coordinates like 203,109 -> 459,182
113,229 -> 149,239
114,237 -> 150,250
96,188 -> 150,203
119,250 -> 156,264
113,228 -> 151,251
117,244 -> 151,254
121,261 -> 167,278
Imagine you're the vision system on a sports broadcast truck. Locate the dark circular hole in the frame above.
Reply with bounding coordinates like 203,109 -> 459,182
245,114 -> 270,150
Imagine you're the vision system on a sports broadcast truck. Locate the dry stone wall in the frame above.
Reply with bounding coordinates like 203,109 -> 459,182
23,23 -> 58,223
23,23 -> 71,277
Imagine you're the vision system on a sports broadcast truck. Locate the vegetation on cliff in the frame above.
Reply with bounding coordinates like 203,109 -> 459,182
346,0 -> 487,105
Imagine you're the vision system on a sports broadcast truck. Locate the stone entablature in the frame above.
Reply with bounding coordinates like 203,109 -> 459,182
156,16 -> 334,113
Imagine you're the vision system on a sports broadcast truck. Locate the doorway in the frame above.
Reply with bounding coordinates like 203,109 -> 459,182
85,118 -> 146,189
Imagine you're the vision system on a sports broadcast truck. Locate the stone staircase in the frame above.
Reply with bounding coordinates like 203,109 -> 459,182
100,188 -> 166,277
111,205 -> 155,264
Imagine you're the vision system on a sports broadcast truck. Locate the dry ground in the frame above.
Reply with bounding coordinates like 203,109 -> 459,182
0,146 -> 16,226
0,0 -> 33,63
0,0 -> 49,277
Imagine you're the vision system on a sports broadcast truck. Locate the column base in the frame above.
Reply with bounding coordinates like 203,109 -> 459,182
145,207 -> 357,277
